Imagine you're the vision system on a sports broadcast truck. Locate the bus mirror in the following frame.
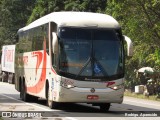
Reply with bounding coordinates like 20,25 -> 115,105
123,35 -> 133,56
52,32 -> 58,53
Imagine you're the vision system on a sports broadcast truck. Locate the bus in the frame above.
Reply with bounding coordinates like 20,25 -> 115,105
15,12 -> 133,111
1,45 -> 15,84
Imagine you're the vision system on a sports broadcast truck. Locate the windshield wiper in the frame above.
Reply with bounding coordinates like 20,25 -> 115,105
76,52 -> 109,79
76,36 -> 93,78
76,56 -> 91,78
76,32 -> 109,78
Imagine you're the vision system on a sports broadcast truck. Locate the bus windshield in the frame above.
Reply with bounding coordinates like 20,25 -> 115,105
58,27 -> 124,81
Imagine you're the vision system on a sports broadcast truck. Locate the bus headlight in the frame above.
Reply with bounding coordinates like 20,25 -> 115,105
67,84 -> 75,89
110,84 -> 124,90
60,82 -> 75,89
60,78 -> 75,89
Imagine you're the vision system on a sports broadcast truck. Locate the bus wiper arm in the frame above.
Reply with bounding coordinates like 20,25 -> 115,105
76,57 -> 91,78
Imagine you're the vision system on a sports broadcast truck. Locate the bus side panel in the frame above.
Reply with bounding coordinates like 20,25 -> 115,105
19,49 -> 54,99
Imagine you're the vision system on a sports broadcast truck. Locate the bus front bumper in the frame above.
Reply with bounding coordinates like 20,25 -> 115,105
54,87 -> 124,104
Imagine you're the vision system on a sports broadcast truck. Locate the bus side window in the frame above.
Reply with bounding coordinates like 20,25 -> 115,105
43,24 -> 49,54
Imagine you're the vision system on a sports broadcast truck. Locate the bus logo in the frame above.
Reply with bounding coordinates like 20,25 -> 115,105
90,88 -> 95,93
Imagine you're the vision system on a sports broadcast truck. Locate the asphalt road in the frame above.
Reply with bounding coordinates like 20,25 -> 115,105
0,82 -> 160,120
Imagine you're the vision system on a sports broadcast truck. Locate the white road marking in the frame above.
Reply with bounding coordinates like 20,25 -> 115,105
66,117 -> 79,120
0,93 -> 78,120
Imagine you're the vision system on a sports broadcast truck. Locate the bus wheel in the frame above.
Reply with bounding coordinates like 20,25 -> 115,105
47,88 -> 58,109
21,81 -> 30,102
29,95 -> 38,102
99,103 -> 110,112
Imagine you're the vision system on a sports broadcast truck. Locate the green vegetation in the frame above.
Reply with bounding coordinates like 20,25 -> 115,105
106,0 -> 160,87
125,91 -> 160,102
0,0 -> 160,87
0,0 -> 36,45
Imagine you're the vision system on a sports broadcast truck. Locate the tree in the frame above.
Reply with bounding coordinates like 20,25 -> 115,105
28,0 -> 107,23
0,0 -> 36,46
28,0 -> 66,24
64,0 -> 107,13
106,0 -> 160,83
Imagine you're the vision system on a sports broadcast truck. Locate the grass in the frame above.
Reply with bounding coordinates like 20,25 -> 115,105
124,91 -> 160,102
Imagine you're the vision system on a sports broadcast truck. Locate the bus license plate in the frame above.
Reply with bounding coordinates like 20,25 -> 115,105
87,95 -> 99,100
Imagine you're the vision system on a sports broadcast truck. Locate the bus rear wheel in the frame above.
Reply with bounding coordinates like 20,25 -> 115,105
99,103 -> 110,112
21,81 -> 30,102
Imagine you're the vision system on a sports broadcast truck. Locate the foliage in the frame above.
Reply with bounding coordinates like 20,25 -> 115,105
28,0 -> 107,23
106,0 -> 160,86
64,0 -> 107,13
0,0 -> 36,46
27,0 -> 65,24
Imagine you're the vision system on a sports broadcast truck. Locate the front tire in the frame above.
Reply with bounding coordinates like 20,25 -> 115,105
99,103 -> 111,112
47,87 -> 58,109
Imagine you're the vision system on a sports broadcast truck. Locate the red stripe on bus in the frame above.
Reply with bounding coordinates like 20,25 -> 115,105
32,51 -> 43,75
27,39 -> 47,94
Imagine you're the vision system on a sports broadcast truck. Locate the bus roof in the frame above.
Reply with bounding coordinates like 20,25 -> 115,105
18,12 -> 120,32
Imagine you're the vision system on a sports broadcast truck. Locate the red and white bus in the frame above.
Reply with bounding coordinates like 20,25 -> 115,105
15,12 -> 133,111
1,45 -> 15,83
